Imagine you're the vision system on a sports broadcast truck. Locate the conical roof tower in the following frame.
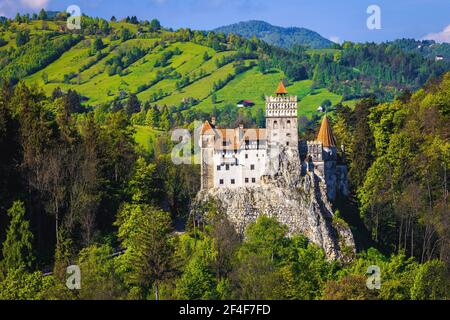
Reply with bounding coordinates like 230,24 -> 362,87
275,81 -> 288,96
317,116 -> 337,148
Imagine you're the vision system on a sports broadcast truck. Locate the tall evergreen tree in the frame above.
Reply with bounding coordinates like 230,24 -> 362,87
1,201 -> 34,273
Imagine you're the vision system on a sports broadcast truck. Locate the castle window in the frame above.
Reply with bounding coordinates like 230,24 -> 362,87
226,165 -> 230,171
245,154 -> 248,159
286,142 -> 290,146
252,178 -> 256,183
219,179 -> 224,185
287,120 -> 291,128
273,121 -> 278,129
251,165 -> 255,170
231,179 -> 235,185
217,165 -> 221,171
245,178 -> 249,183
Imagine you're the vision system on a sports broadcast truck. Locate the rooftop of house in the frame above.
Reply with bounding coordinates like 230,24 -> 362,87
201,120 -> 267,150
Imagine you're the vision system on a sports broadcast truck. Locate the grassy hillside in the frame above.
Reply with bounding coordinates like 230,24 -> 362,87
134,125 -> 164,152
0,17 -> 380,125
0,20 -> 344,119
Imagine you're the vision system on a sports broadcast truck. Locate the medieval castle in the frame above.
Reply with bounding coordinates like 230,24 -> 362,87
200,82 -> 348,201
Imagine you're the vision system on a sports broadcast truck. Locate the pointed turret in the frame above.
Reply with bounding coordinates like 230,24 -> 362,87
317,116 -> 337,148
201,120 -> 215,135
275,81 -> 288,96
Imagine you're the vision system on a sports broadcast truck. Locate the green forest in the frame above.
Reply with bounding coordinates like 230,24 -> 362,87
0,11 -> 449,300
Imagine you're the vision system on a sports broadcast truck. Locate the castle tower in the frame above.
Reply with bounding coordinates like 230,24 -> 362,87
200,120 -> 215,190
307,115 -> 347,200
266,81 -> 299,149
317,115 -> 337,161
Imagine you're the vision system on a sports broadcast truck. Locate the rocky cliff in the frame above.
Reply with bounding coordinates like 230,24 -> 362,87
192,147 -> 355,260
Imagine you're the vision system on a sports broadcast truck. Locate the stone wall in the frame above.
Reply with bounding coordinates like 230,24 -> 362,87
192,147 -> 355,260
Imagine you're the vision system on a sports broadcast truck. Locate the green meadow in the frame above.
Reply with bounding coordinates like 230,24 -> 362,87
7,20 -> 348,121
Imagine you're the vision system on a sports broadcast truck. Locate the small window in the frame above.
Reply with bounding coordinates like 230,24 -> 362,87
245,178 -> 249,183
286,142 -> 290,146
231,179 -> 235,185
274,121 -> 278,129
217,165 -> 221,171
252,178 -> 256,183
245,154 -> 248,159
287,120 -> 291,128
219,179 -> 224,185
251,165 -> 255,170
226,165 -> 230,171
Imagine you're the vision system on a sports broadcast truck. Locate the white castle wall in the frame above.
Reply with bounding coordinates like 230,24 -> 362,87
213,145 -> 267,188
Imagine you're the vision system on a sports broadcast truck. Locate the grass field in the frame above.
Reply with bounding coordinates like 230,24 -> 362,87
134,125 -> 164,152
298,88 -> 342,118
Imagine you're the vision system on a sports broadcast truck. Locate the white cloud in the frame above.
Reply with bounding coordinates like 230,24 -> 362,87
20,0 -> 51,9
329,36 -> 341,44
0,0 -> 50,17
423,24 -> 450,43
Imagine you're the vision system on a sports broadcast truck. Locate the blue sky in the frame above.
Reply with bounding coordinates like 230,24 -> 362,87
1,0 -> 449,43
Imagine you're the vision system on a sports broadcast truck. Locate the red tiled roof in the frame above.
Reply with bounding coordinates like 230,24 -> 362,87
210,128 -> 267,150
276,81 -> 288,95
317,116 -> 337,147
201,120 -> 215,135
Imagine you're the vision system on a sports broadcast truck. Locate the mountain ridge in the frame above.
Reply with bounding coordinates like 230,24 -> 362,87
214,20 -> 334,49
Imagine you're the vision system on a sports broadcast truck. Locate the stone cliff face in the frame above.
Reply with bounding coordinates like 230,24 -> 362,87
192,147 -> 355,260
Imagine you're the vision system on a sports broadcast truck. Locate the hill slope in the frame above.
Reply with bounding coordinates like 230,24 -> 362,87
0,18 -> 342,119
1,16 -> 448,122
214,20 -> 334,49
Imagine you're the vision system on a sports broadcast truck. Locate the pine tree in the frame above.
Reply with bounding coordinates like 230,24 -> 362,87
126,94 -> 141,116
38,9 -> 47,20
116,204 -> 173,299
1,201 -> 34,273
160,106 -> 171,131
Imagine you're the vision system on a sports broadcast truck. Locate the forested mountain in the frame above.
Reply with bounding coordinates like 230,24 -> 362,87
214,20 -> 334,49
391,39 -> 450,61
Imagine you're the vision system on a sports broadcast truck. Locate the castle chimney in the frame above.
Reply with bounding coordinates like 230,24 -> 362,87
211,116 -> 216,126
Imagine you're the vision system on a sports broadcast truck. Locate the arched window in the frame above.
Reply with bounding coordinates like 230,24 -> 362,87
287,120 -> 291,128
273,121 -> 278,129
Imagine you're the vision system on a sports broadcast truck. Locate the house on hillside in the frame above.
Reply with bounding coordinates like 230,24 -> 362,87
435,55 -> 444,62
237,100 -> 255,108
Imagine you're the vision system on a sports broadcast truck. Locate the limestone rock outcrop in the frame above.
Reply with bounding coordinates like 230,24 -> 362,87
192,147 -> 355,260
